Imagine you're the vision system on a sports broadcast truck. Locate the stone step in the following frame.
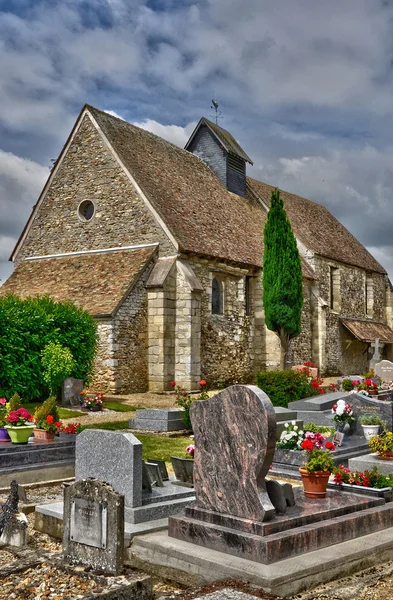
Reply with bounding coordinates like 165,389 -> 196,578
0,444 -> 75,468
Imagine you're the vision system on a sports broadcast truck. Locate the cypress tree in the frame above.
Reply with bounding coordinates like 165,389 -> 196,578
262,188 -> 303,369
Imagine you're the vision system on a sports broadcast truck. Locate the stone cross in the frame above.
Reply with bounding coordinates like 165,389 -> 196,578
371,338 -> 381,361
190,385 -> 277,522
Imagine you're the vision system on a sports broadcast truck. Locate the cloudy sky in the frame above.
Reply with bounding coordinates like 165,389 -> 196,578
2,0 -> 393,282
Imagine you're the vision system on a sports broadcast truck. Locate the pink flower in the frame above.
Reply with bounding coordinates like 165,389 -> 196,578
0,398 -> 6,405
186,444 -> 195,457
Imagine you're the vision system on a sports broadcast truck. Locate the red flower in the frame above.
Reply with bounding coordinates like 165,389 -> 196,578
170,381 -> 176,388
301,439 -> 314,451
325,442 -> 336,451
46,415 -> 54,424
199,380 -> 207,386
54,422 -> 61,428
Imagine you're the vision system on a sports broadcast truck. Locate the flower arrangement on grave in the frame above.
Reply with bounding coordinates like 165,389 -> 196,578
333,465 -> 393,489
369,431 -> 393,457
276,421 -> 304,450
341,378 -> 355,392
299,362 -> 325,395
62,422 -> 83,435
33,396 -> 61,440
5,408 -> 33,427
172,379 -> 209,429
353,379 -> 378,396
186,444 -> 195,458
331,399 -> 355,429
299,436 -> 336,498
82,392 -> 104,410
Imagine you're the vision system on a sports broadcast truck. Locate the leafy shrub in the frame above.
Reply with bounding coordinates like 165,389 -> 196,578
173,380 -> 209,429
34,396 -> 60,425
41,342 -> 75,396
342,378 -> 354,391
255,370 -> 318,408
0,294 -> 97,401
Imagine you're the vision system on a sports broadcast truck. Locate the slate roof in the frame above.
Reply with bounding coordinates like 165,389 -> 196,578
247,178 -> 386,275
341,318 -> 393,343
185,117 -> 253,164
88,106 -> 264,267
0,246 -> 157,317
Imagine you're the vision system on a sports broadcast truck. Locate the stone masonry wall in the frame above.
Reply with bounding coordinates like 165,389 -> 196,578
92,261 -> 155,393
315,257 -> 387,375
288,280 -> 313,367
183,255 -> 258,387
17,115 -> 175,263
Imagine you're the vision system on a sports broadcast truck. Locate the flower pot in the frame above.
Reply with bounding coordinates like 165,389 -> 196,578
368,389 -> 378,396
87,406 -> 102,412
0,426 -> 11,442
377,451 -> 393,459
362,424 -> 380,441
33,428 -> 55,441
299,467 -> 331,498
335,421 -> 351,435
5,425 -> 36,444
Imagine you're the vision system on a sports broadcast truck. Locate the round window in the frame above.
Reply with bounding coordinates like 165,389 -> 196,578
78,200 -> 95,222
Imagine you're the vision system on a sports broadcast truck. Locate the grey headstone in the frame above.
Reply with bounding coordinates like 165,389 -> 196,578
63,478 -> 124,575
349,392 -> 393,434
375,360 -> 393,382
170,456 -> 194,485
76,430 -> 143,508
190,385 -> 276,522
62,378 -> 84,406
142,463 -> 152,492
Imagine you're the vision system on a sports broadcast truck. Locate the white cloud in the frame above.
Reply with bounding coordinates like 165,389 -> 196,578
132,118 -> 197,147
104,110 -> 125,120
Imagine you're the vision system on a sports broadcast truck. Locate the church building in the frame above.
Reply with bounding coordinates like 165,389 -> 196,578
2,105 -> 393,392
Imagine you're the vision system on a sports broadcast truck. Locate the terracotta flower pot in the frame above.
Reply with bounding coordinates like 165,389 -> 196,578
299,467 -> 331,498
33,428 -> 56,441
368,389 -> 378,396
377,451 -> 393,459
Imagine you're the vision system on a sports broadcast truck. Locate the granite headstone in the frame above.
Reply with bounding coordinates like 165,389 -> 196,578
191,384 -> 276,522
62,378 -> 84,406
76,430 -> 143,507
63,478 -> 124,575
374,360 -> 393,382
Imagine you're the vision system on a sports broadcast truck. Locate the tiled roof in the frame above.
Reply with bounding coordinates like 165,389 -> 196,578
88,106 -> 265,267
0,246 -> 157,316
341,318 -> 393,343
185,117 -> 253,164
248,178 -> 386,274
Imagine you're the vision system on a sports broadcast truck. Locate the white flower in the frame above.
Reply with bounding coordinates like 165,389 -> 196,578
291,420 -> 296,426
284,423 -> 288,428
299,430 -> 304,435
294,425 -> 298,431
336,406 -> 344,416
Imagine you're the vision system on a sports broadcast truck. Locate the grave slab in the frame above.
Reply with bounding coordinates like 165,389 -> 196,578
129,408 -> 186,432
375,360 -> 393,381
348,453 -> 393,476
288,391 -> 345,412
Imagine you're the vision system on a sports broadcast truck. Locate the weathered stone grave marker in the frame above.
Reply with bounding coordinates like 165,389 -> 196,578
375,360 -> 393,382
370,338 -> 383,370
63,478 -> 124,575
62,377 -> 84,406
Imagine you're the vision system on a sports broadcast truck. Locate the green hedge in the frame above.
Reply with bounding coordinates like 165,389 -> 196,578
0,294 -> 97,401
255,370 -> 318,408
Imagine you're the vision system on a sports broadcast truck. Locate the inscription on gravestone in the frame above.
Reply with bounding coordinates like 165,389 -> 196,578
70,497 -> 107,549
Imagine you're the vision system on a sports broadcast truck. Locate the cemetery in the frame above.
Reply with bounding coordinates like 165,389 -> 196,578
2,360 -> 393,599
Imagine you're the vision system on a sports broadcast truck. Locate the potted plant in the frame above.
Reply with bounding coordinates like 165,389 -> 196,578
369,431 -> 393,458
359,414 -> 384,441
354,379 -> 378,396
276,422 -> 304,450
331,399 -> 355,434
299,436 -> 336,498
341,378 -> 355,392
81,392 -> 104,411
33,397 -> 61,441
5,408 -> 35,444
332,464 -> 393,500
0,397 -> 10,441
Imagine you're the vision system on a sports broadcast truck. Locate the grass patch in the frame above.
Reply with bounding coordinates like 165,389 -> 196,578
80,421 -> 192,462
104,401 -> 144,412
22,402 -> 83,420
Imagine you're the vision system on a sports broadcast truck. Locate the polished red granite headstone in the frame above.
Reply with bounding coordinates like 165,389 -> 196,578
190,385 -> 277,522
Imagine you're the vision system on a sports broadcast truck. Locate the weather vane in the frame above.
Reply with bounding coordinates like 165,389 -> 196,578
210,99 -> 222,125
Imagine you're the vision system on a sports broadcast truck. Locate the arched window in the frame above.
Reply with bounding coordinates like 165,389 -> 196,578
212,277 -> 223,315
